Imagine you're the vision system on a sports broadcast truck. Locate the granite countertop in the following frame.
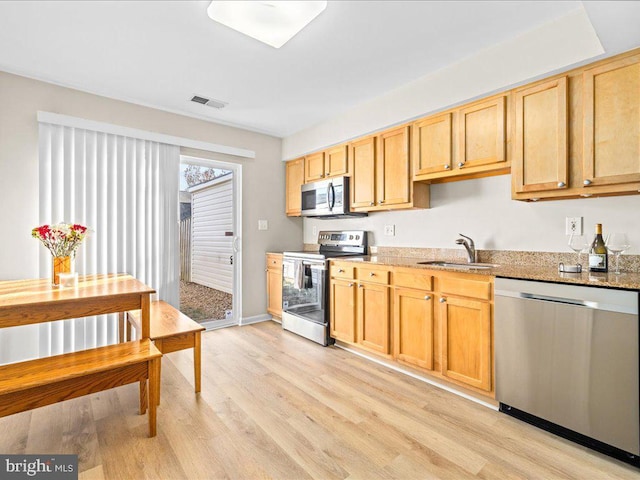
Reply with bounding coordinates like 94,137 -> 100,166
337,255 -> 640,290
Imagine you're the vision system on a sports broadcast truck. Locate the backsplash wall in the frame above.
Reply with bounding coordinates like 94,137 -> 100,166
303,175 -> 640,255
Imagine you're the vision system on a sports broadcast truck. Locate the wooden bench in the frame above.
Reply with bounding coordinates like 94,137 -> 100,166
0,338 -> 162,437
124,301 -> 205,399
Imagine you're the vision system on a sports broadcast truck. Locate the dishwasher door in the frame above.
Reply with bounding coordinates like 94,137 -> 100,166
495,278 -> 639,456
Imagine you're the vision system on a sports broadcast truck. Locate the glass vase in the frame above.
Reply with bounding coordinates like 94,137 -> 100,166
52,256 -> 71,286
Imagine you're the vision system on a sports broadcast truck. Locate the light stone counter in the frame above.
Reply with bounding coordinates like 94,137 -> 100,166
329,249 -> 640,290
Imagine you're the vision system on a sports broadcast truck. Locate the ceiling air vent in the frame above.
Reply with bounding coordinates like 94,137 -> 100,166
190,95 -> 228,109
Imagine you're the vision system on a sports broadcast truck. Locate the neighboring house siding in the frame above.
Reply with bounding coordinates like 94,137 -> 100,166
190,176 -> 233,294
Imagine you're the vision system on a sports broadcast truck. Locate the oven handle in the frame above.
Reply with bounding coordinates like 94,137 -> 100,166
303,261 -> 327,270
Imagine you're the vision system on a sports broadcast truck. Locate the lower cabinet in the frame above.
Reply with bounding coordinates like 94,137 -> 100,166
357,282 -> 391,354
439,295 -> 492,392
266,253 -> 283,319
329,262 -> 494,397
394,287 -> 434,370
330,262 -> 391,355
330,279 -> 357,342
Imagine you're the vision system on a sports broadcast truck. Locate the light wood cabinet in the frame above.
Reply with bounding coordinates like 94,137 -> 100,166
304,151 -> 326,183
285,158 -> 304,216
413,94 -> 510,184
350,135 -> 377,209
412,113 -> 453,176
304,145 -> 349,183
357,281 -> 391,354
325,145 -> 349,178
266,253 -> 283,319
439,294 -> 492,392
350,127 -> 429,212
511,49 -> 640,201
394,287 -> 434,370
330,262 -> 391,355
512,77 -> 568,194
458,94 -> 507,170
330,279 -> 357,343
583,54 -> 640,187
330,261 -> 494,397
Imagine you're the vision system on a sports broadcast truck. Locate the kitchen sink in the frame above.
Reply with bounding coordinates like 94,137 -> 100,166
417,261 -> 499,270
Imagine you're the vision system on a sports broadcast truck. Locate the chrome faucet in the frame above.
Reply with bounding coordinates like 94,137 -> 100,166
456,234 -> 477,263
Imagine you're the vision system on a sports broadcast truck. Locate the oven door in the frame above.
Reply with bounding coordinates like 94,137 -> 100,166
282,256 -> 327,325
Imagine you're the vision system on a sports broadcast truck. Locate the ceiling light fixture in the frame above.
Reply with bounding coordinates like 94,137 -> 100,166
207,1 -> 327,49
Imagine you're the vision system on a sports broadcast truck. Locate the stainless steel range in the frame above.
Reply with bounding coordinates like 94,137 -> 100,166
282,231 -> 367,346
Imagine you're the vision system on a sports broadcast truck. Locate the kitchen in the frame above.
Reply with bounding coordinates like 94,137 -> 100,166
1,1 -> 640,478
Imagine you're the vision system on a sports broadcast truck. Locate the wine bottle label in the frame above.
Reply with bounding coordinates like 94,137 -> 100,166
589,253 -> 607,270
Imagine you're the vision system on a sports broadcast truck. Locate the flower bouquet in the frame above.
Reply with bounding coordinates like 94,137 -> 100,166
32,223 -> 90,285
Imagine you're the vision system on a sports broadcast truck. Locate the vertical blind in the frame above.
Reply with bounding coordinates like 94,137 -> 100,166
35,122 -> 180,356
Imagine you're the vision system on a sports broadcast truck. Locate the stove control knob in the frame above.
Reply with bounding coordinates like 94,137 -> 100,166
355,235 -> 360,240
349,235 -> 354,240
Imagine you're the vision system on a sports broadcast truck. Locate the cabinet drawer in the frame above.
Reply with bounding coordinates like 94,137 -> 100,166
439,276 -> 492,300
331,263 -> 355,280
357,267 -> 390,285
266,253 -> 282,270
394,269 -> 433,291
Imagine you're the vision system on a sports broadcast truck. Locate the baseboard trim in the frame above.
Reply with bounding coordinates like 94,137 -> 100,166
240,314 -> 272,326
201,318 -> 238,331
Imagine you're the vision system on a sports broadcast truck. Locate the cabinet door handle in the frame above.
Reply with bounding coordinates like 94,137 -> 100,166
557,181 -> 566,188
379,200 -> 385,204
369,272 -> 376,277
457,162 -> 465,168
338,269 -> 345,273
358,284 -> 364,288
439,297 -> 447,303
265,268 -> 268,272
370,202 -> 375,206
584,179 -> 592,186
348,283 -> 354,287
424,295 -> 431,301
444,164 -> 451,170
320,174 -> 325,178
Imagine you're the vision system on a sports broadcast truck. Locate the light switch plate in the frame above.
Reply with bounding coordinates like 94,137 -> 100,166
384,225 -> 395,236
258,219 -> 268,231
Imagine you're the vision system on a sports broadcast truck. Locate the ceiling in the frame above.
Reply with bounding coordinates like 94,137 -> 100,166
0,1 -> 638,138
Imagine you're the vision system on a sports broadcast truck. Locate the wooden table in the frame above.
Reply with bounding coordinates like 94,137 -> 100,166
0,273 -> 155,338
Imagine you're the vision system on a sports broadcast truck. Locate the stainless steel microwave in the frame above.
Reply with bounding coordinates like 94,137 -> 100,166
300,176 -> 366,218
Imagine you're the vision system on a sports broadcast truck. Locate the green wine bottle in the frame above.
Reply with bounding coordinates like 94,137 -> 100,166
588,223 -> 608,272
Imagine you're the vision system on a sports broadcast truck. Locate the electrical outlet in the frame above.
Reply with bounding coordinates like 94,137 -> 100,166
258,219 -> 268,231
565,216 -> 583,235
225,310 -> 233,320
384,225 -> 395,236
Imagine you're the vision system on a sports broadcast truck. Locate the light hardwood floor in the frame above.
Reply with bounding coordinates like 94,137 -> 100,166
1,321 -> 638,479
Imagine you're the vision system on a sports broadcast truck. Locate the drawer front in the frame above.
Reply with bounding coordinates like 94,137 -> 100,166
394,270 -> 433,291
439,276 -> 492,300
266,253 -> 282,270
331,263 -> 355,280
357,266 -> 390,285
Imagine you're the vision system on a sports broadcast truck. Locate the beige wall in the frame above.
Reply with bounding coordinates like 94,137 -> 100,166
0,70 -> 302,318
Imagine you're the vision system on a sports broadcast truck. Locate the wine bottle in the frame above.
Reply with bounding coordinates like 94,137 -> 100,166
588,223 -> 608,272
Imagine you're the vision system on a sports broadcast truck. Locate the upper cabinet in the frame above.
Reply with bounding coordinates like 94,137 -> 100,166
512,50 -> 640,201
512,77 -> 568,194
304,144 -> 349,183
412,113 -> 453,176
285,157 -> 304,216
583,54 -> 640,187
412,94 -> 511,183
458,95 -> 507,170
350,126 -> 429,212
304,151 -> 326,183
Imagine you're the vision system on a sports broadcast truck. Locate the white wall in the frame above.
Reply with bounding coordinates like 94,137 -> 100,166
286,6 -> 640,255
304,175 -> 640,255
0,70 -> 303,319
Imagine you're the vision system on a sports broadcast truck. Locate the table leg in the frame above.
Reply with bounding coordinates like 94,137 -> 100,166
140,294 -> 150,339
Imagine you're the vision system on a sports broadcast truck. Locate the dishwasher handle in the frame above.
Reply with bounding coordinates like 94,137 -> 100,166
496,288 -> 636,315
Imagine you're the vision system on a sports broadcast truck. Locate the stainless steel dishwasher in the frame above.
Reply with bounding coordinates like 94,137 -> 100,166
495,278 -> 639,466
